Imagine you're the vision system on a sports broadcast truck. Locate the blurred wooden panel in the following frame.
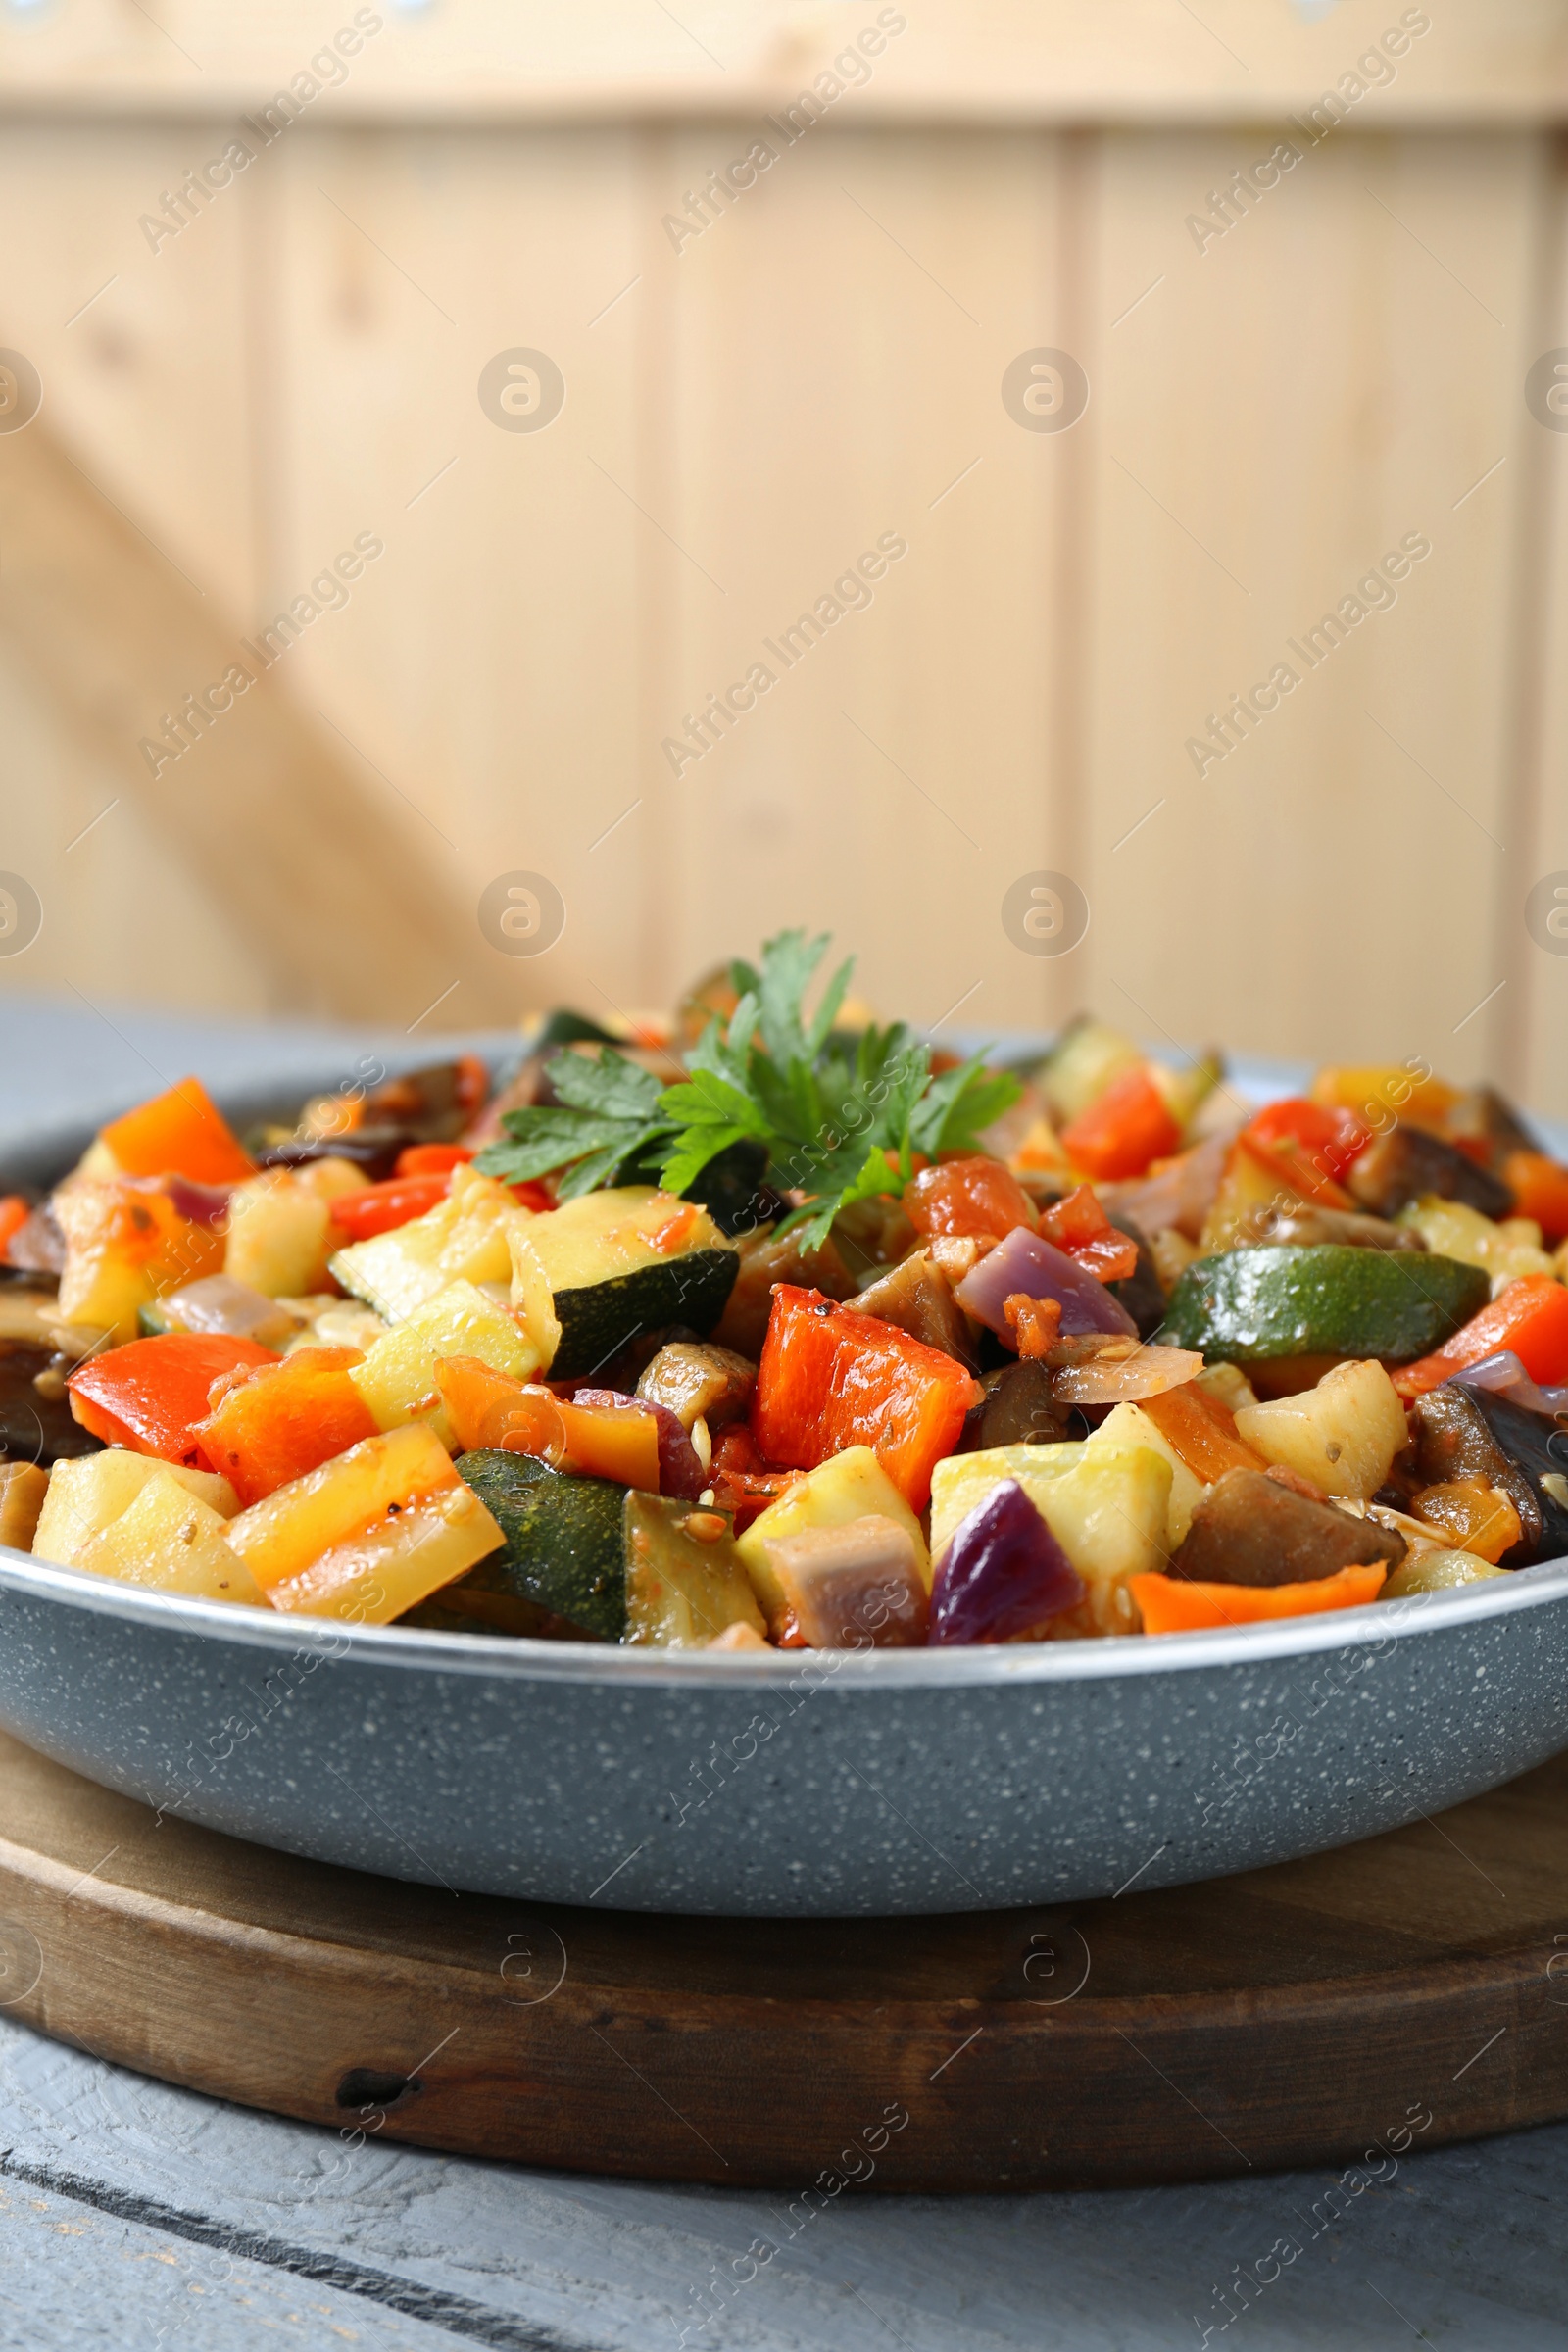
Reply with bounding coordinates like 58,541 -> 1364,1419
265,124 -> 651,1022
1081,125 -> 1544,1092
0,0 -> 1563,123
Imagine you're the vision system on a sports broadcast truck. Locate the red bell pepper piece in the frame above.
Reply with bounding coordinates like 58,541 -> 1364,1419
1038,1184 -> 1139,1283
0,1196 -> 31,1262
1061,1068 -> 1180,1182
904,1155 -> 1037,1243
394,1143 -> 474,1179
68,1333 -> 279,1467
507,1181 -> 554,1213
752,1285 -> 981,1509
709,1425 -> 803,1532
328,1172 -> 451,1242
1242,1098 -> 1363,1204
98,1077 -> 255,1186
1393,1274 -> 1568,1398
193,1345 -> 380,1503
1503,1152 -> 1568,1243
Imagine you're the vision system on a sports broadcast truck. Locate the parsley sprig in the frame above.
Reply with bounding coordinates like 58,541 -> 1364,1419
474,931 -> 1020,1249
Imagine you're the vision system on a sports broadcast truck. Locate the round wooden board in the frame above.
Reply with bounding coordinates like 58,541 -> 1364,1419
1,1729 -> 1566,2192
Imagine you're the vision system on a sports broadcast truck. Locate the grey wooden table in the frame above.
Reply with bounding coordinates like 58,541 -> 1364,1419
2,994 -> 1567,2352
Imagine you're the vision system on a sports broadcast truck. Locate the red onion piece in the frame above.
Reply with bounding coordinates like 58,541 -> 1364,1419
1454,1349 -> 1568,1420
1051,1346 -> 1203,1405
955,1225 -> 1136,1344
929,1478 -> 1084,1644
570,1387 -> 707,1498
128,1174 -> 234,1229
1102,1129 -> 1235,1244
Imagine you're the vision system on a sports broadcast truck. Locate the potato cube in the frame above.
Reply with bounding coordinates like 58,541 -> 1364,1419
265,1479 -> 503,1624
224,1172 -> 334,1298
0,1462 -> 49,1553
930,1442 -> 1172,1634
224,1423 -> 463,1591
349,1279 -> 540,1446
33,1451 -> 239,1566
74,1469 -> 267,1606
329,1165 -> 528,1323
1091,1403 -> 1204,1547
736,1445 -> 930,1623
1235,1358 -> 1407,1500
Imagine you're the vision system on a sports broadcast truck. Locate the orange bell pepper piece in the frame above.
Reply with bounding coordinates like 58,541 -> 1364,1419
1061,1067 -> 1181,1182
328,1172 -> 451,1242
1503,1152 -> 1568,1243
1131,1562 -> 1388,1634
752,1285 -> 981,1509
98,1078 -> 255,1186
194,1345 -> 380,1504
68,1332 -> 279,1466
434,1356 -> 661,1489
394,1143 -> 474,1179
1140,1384 -> 1266,1482
1393,1273 -> 1568,1398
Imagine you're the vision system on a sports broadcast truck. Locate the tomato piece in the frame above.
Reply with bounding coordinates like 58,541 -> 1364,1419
752,1285 -> 980,1509
68,1333 -> 278,1467
1038,1185 -> 1139,1283
1061,1068 -> 1181,1182
194,1346 -> 379,1504
904,1155 -> 1036,1243
328,1173 -> 451,1242
1393,1274 -> 1568,1397
394,1143 -> 474,1179
1503,1152 -> 1568,1243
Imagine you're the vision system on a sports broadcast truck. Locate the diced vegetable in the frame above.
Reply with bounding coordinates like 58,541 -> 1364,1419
1232,1358 -> 1408,1500
737,1445 -> 930,1628
1131,1561 -> 1389,1634
903,1156 -> 1037,1243
959,1360 -> 1069,1452
327,1173 -> 452,1242
1037,1186 -> 1140,1284
554,1385 -> 663,1490
349,1279 -> 541,1446
0,1461 -> 49,1552
1199,1137 -> 1347,1253
1039,1015 -> 1144,1126
928,1479 -> 1083,1644
434,1356 -> 568,1459
453,1449 -> 631,1641
517,1186 -> 739,1381
1105,1130 -> 1233,1246
394,1143 -> 475,1180
1395,1196 -> 1555,1289
845,1250 -> 977,1366
68,1332 -> 278,1465
1310,1065 -> 1459,1132
1348,1127 -> 1512,1222
1502,1152 -> 1568,1242
955,1226 -> 1136,1344
221,1170 -> 336,1298
54,1179 -> 226,1344
226,1423 -> 499,1623
1393,1274 -> 1568,1398
760,1512 -> 927,1647
33,1451 -> 238,1567
1243,1098 -> 1367,1190
575,1388 -> 704,1498
1089,1403 -> 1206,1547
929,1442 -> 1172,1635
752,1286 -> 978,1508
1061,1066 -> 1181,1181
96,1078 -> 254,1186
1407,1382 -> 1568,1565
1165,1467 -> 1405,1588
1138,1381 -> 1263,1484
1407,1478 -> 1521,1563
635,1341 -> 757,1431
624,1493 -> 768,1647
329,1165 -> 533,1324
1382,1549 -> 1507,1598
1052,1347 -> 1204,1407
147,1273 -> 302,1347
74,1468 -> 266,1605
1251,1203 -> 1427,1253
0,1196 -> 32,1260
1168,1246 -> 1490,1367
194,1346 -> 380,1506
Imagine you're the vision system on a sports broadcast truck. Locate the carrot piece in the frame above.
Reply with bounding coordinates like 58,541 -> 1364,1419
328,1172 -> 451,1242
751,1285 -> 980,1509
68,1333 -> 278,1466
1130,1562 -> 1388,1634
1393,1273 -> 1568,1398
1140,1384 -> 1266,1482
0,1196 -> 31,1260
194,1346 -> 380,1504
1503,1152 -> 1568,1243
1061,1068 -> 1181,1183
434,1355 -> 660,1489
98,1078 -> 255,1186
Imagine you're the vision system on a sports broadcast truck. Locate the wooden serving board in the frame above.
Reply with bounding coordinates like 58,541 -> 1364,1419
2,1728 -> 1567,2191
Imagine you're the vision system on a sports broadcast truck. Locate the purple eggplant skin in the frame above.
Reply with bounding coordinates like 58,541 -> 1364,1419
1104,1211 -> 1167,1341
955,1226 -> 1137,1343
1416,1383 -> 1568,1567
929,1479 -> 1085,1645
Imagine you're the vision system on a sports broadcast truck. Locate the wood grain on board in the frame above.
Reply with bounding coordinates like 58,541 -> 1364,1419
1,1728 -> 1565,2192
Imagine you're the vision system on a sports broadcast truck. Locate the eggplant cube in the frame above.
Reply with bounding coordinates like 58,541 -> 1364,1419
760,1513 -> 928,1648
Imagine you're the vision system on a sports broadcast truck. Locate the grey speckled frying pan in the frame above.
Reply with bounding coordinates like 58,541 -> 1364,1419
2,1057 -> 1566,1917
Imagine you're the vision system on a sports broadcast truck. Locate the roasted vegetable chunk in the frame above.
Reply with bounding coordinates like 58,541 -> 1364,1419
844,1250 -> 977,1368
1347,1128 -> 1512,1222
1407,1383 -> 1568,1565
635,1341 -> 757,1431
1168,1467 -> 1406,1587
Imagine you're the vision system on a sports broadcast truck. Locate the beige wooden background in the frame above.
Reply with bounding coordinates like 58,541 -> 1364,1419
2,1 -> 1568,1108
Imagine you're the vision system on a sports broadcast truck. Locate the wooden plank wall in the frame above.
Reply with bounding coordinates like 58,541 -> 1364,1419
0,3 -> 1565,1103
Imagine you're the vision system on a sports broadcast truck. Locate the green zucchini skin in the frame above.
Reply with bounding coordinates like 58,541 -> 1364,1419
455,1449 -> 628,1641
1166,1245 -> 1490,1364
551,1247 -> 739,1381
